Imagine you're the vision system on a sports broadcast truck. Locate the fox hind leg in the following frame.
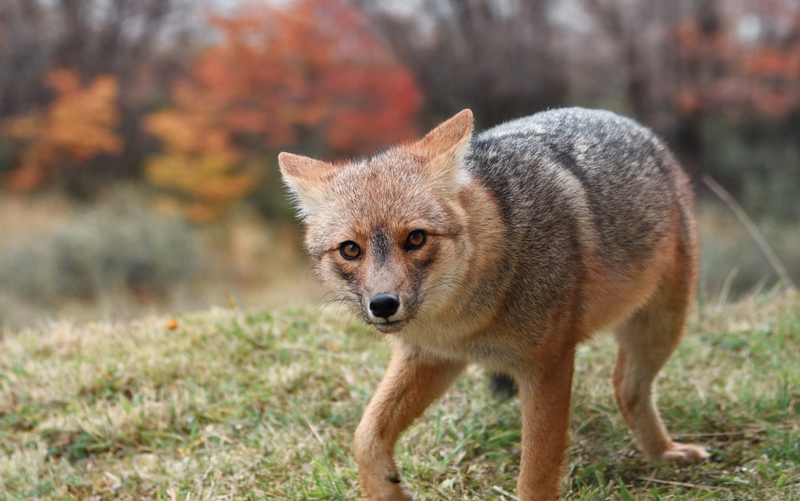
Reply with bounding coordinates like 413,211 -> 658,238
612,272 -> 709,464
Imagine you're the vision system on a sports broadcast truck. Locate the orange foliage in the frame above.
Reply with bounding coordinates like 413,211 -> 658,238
675,13 -> 800,119
145,0 -> 422,221
2,69 -> 122,191
144,82 -> 254,222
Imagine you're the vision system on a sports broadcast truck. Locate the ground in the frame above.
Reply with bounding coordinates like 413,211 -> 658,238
1,290 -> 798,500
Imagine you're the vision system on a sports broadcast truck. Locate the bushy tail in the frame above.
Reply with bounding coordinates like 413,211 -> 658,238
489,373 -> 518,400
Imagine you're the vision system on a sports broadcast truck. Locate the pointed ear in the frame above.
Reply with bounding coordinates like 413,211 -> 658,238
278,152 -> 338,219
409,109 -> 473,194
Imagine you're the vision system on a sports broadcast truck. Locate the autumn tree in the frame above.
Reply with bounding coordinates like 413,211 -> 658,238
0,0 -> 197,190
675,5 -> 800,119
673,1 -> 800,219
1,69 -> 122,191
145,0 -> 422,222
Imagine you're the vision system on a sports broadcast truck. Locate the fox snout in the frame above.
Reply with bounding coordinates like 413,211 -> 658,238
365,291 -> 410,333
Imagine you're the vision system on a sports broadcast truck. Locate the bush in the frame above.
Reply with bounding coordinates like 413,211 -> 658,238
702,117 -> 800,221
0,191 -> 203,311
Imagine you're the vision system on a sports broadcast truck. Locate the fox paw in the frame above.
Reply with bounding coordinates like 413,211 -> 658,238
365,489 -> 413,501
363,478 -> 413,501
660,442 -> 710,464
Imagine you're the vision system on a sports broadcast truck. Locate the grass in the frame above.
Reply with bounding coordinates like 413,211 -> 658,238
0,291 -> 799,500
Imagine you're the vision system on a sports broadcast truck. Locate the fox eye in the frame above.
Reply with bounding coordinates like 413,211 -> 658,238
404,230 -> 426,251
340,241 -> 361,260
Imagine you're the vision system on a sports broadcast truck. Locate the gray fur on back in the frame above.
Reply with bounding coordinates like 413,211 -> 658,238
465,108 -> 691,331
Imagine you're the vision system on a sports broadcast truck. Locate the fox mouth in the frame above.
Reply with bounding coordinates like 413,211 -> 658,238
370,318 -> 409,333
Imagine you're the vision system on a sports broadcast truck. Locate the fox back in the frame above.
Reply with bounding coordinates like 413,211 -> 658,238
460,109 -> 697,361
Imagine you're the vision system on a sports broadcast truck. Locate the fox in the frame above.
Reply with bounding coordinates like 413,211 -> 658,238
278,108 -> 710,501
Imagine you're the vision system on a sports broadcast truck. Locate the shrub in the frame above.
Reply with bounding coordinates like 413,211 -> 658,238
0,190 -> 203,311
702,117 -> 800,221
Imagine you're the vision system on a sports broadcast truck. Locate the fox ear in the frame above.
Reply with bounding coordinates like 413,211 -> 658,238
410,109 -> 473,194
278,152 -> 338,218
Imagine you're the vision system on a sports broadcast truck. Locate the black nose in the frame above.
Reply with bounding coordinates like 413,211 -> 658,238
369,293 -> 400,319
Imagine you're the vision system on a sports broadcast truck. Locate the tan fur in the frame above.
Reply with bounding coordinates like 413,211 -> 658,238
279,108 -> 709,501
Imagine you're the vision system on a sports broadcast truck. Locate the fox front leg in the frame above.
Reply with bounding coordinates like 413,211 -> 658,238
515,342 -> 576,501
354,348 -> 465,501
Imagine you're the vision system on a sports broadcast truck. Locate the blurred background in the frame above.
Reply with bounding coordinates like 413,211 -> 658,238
1,0 -> 799,330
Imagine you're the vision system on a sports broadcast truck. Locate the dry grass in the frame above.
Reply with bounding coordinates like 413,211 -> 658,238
1,291 -> 799,500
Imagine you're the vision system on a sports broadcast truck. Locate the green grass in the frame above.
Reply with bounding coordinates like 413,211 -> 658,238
1,291 -> 799,500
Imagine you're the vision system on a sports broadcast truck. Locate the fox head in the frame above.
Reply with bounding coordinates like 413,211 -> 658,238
279,110 -> 474,333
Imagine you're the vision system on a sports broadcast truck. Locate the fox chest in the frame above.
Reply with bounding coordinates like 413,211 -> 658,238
395,319 -> 534,370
